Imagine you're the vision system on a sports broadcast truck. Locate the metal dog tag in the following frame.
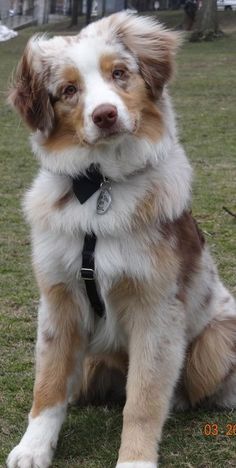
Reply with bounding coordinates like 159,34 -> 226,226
96,180 -> 112,215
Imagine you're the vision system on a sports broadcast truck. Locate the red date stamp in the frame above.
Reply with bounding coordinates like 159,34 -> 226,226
203,423 -> 236,436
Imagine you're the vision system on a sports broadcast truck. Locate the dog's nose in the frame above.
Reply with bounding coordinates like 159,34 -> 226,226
92,104 -> 118,129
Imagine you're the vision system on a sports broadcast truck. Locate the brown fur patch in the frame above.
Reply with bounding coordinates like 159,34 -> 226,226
109,244 -> 180,330
185,317 -> 236,405
31,283 -> 82,417
42,66 -> 85,151
53,191 -> 73,209
135,99 -> 164,142
131,211 -> 204,302
175,214 -> 205,294
9,46 -> 54,132
100,53 -> 164,143
100,53 -> 117,77
100,54 -> 132,91
61,66 -> 83,86
109,277 -> 144,323
119,398 -> 164,462
139,52 -> 173,97
120,78 -> 164,142
108,13 -> 180,97
43,101 -> 85,151
132,191 -> 158,229
161,212 -> 205,302
116,74 -> 163,143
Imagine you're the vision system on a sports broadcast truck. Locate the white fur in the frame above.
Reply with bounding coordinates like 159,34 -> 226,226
26,137 -> 192,234
7,405 -> 66,468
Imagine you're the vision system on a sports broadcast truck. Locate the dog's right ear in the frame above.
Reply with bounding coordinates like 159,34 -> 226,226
109,12 -> 182,99
8,38 -> 54,133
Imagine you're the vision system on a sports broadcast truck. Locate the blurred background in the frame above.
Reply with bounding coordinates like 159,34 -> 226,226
1,0 -> 235,35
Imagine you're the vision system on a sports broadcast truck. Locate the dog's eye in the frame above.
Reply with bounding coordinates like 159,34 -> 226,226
64,85 -> 77,96
112,69 -> 125,80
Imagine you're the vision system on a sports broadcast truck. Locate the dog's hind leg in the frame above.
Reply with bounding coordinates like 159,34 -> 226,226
75,352 -> 128,406
184,290 -> 236,408
208,293 -> 236,409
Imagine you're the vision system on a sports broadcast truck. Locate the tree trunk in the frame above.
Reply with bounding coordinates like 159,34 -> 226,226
78,0 -> 83,15
71,0 -> 79,26
36,0 -> 49,24
86,0 -> 93,25
50,0 -> 57,14
102,0 -> 106,17
191,0 -> 219,40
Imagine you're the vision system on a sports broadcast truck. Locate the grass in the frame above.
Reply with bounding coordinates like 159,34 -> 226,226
0,12 -> 236,468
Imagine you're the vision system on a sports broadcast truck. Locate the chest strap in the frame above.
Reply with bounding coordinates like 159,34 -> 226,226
81,232 -> 105,318
72,165 -> 106,318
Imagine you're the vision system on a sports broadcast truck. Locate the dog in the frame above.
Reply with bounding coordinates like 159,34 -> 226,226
7,12 -> 236,468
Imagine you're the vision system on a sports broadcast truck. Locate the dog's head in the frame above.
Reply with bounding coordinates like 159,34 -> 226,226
9,13 -> 180,151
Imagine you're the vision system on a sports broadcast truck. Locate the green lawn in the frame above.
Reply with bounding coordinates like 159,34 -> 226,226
0,13 -> 236,468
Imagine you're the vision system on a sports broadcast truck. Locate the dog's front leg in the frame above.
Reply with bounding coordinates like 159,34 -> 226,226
7,284 -> 84,468
116,300 -> 186,468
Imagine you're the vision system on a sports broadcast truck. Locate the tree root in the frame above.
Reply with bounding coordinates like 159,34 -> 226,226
190,29 -> 225,42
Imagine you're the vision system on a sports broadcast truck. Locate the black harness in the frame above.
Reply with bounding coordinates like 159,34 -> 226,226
72,165 -> 106,318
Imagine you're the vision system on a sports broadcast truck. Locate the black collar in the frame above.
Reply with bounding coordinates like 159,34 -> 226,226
72,165 -> 104,204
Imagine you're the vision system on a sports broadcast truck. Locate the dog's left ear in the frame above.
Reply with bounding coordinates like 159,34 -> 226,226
111,13 -> 182,98
8,37 -> 54,133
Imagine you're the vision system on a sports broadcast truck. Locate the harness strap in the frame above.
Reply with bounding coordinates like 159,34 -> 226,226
81,233 -> 105,318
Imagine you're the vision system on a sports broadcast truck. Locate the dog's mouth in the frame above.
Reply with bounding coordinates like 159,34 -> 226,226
83,119 -> 139,147
83,133 -> 125,147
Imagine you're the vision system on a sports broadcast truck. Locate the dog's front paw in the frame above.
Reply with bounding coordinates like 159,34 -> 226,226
116,463 -> 157,468
7,443 -> 53,468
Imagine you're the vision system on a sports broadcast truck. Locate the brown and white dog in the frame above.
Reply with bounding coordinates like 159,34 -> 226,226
7,12 -> 236,468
